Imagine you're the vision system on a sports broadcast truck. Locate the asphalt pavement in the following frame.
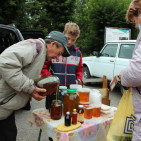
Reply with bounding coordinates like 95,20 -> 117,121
15,83 -> 122,141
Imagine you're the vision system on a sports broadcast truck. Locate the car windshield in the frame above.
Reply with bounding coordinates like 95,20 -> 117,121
101,44 -> 118,57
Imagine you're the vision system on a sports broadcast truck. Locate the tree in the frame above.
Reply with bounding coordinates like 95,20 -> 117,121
20,0 -> 48,33
0,0 -> 26,26
74,0 -> 138,55
0,0 -> 75,34
87,0 -> 137,52
24,0 -> 75,33
42,0 -> 75,32
73,0 -> 90,54
0,0 -> 138,54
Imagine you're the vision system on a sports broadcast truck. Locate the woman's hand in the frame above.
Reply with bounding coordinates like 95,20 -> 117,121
118,70 -> 123,79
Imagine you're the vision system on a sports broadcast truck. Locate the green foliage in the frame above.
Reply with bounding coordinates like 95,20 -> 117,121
0,0 -> 26,25
0,0 -> 139,56
74,0 -> 138,55
19,0 -> 48,33
0,0 -> 75,35
73,0 -> 90,54
42,0 -> 75,32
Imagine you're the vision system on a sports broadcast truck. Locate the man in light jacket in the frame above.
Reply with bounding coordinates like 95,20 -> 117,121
0,31 -> 70,141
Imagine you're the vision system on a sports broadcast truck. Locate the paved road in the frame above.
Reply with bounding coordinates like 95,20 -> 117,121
16,82 -> 122,141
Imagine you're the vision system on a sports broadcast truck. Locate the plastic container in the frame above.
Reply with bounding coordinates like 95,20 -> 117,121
63,89 -> 79,116
93,107 -> 101,117
89,89 -> 101,105
70,84 -> 82,90
84,105 -> 93,119
90,89 -> 102,117
77,88 -> 90,104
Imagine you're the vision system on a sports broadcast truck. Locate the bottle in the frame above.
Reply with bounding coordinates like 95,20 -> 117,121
78,105 -> 84,124
63,89 -> 79,116
65,112 -> 71,126
72,109 -> 77,124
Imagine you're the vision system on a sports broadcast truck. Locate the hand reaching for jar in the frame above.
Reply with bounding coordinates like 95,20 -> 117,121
31,87 -> 46,101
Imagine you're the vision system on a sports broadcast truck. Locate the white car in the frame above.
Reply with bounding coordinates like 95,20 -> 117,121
82,40 -> 136,82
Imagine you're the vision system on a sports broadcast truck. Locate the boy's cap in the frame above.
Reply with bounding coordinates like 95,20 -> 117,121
45,31 -> 70,57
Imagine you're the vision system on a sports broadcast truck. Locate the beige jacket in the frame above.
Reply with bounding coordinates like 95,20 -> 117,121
0,38 -> 46,120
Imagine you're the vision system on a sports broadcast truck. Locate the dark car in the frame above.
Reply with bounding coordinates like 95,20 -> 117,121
0,24 -> 24,54
0,24 -> 45,54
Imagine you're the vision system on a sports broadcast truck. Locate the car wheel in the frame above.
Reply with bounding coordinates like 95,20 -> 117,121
83,66 -> 90,79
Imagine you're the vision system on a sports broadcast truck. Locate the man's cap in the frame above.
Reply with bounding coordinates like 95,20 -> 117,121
45,31 -> 70,57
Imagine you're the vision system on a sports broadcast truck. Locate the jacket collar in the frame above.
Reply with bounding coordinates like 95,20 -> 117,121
69,44 -> 77,51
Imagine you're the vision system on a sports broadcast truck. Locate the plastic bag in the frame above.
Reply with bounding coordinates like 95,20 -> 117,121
107,88 -> 135,141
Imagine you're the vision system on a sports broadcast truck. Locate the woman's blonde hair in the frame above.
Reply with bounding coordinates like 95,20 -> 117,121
63,22 -> 80,37
126,0 -> 141,22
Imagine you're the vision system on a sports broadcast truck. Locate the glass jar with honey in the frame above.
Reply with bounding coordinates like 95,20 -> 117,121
34,75 -> 60,96
50,100 -> 62,120
63,89 -> 79,116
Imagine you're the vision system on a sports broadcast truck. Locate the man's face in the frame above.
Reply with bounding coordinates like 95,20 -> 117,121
46,41 -> 65,61
65,33 -> 78,48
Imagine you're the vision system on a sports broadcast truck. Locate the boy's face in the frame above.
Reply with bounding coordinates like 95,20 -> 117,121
65,33 -> 78,48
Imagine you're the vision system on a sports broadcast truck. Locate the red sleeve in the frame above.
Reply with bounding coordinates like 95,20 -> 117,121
41,61 -> 52,76
76,54 -> 83,82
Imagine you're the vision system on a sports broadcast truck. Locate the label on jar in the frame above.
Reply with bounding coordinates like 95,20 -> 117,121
78,113 -> 84,123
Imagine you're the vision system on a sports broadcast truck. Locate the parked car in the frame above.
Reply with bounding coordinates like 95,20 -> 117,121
21,30 -> 45,40
82,40 -> 136,86
0,24 -> 24,54
0,24 -> 45,54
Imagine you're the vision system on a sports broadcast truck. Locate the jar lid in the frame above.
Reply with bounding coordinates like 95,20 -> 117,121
79,102 -> 90,105
70,84 -> 82,90
78,105 -> 83,108
77,88 -> 90,92
66,112 -> 70,115
67,89 -> 76,93
59,86 -> 67,90
73,109 -> 77,112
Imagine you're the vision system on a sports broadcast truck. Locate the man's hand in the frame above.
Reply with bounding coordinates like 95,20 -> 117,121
31,87 -> 46,101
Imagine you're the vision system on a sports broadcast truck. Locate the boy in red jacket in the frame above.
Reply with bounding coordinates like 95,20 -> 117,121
41,22 -> 83,109
41,22 -> 83,86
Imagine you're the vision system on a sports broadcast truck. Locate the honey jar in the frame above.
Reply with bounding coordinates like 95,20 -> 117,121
63,89 -> 79,116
